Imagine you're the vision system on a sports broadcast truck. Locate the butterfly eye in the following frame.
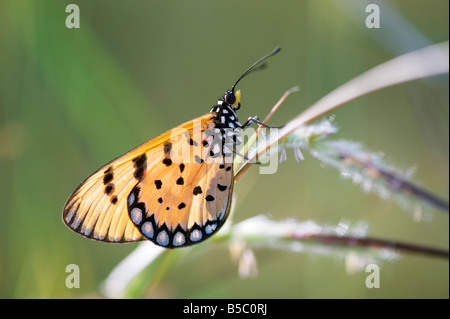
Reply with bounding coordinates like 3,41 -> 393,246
224,91 -> 236,105
224,90 -> 241,108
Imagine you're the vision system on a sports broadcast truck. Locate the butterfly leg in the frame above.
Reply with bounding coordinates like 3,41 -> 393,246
241,86 -> 300,130
240,116 -> 284,129
226,144 -> 261,164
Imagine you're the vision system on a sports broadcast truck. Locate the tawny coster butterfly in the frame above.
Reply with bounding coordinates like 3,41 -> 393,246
63,47 -> 281,248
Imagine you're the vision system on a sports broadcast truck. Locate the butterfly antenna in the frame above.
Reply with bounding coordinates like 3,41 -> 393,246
231,46 -> 281,92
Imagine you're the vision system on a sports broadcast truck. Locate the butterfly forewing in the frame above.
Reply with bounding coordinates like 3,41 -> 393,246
63,113 -> 235,247
64,160 -> 143,242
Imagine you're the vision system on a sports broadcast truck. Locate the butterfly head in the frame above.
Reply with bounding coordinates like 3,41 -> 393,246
224,90 -> 241,110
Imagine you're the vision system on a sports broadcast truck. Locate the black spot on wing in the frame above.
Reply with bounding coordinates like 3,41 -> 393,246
104,183 -> 115,195
103,172 -> 114,185
164,142 -> 172,154
134,166 -> 145,180
132,153 -> 147,180
176,177 -> 184,185
188,138 -> 198,146
194,155 -> 204,164
104,166 -> 113,174
162,158 -> 172,166
193,186 -> 203,196
132,154 -> 147,168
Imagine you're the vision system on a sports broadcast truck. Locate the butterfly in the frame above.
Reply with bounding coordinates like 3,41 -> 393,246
63,47 -> 281,248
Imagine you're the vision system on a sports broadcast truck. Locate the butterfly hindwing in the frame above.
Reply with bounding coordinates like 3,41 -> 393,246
126,117 -> 235,248
63,113 -> 235,247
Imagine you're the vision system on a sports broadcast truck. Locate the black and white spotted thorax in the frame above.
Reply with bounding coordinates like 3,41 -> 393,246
210,101 -> 242,129
207,90 -> 245,155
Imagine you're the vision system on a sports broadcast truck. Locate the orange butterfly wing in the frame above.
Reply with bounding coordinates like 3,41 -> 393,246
63,113 -> 235,247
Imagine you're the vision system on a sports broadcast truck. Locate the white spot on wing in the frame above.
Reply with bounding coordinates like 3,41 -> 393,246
205,223 -> 217,235
218,209 -> 226,221
130,207 -> 142,224
128,192 -> 135,206
156,230 -> 169,246
173,232 -> 186,246
190,229 -> 203,242
141,221 -> 154,238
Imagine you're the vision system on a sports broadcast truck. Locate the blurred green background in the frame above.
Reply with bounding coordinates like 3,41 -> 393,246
0,0 -> 448,298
